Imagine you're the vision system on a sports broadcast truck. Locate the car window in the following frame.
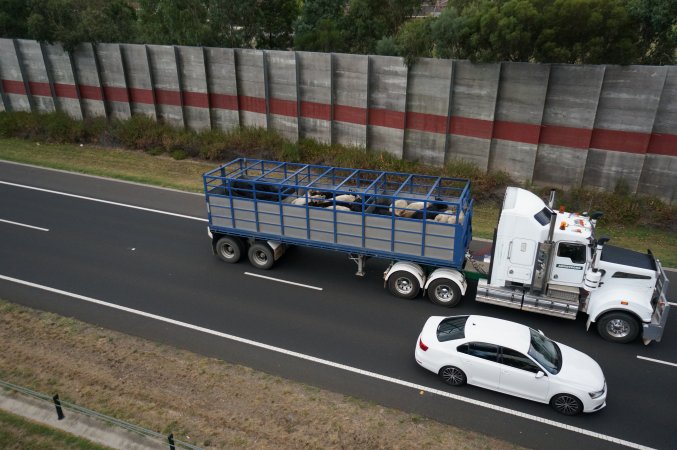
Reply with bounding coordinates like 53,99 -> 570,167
528,329 -> 562,375
464,342 -> 498,362
437,316 -> 468,342
500,348 -> 541,373
557,242 -> 586,264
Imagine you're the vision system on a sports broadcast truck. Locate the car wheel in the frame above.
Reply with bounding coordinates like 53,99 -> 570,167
439,366 -> 466,386
550,393 -> 583,415
596,312 -> 640,344
247,242 -> 275,270
215,236 -> 244,263
427,279 -> 462,307
387,270 -> 420,299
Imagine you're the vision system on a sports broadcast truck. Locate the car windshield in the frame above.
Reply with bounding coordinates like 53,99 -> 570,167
527,329 -> 562,374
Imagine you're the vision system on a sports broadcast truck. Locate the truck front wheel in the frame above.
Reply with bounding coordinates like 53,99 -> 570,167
596,312 -> 640,343
215,236 -> 244,263
388,271 -> 420,299
248,242 -> 275,270
427,279 -> 462,307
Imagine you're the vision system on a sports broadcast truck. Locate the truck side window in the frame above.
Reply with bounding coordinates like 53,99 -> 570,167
500,348 -> 541,373
466,342 -> 499,362
557,243 -> 586,264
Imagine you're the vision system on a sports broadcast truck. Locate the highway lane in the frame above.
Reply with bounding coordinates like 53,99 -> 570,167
1,162 -> 676,449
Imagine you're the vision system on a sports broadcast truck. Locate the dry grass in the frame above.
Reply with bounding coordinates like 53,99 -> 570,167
0,300 -> 519,449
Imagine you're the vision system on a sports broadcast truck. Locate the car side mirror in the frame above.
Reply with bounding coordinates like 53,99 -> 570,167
535,371 -> 545,379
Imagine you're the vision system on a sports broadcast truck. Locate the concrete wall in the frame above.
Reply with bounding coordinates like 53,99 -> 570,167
1,38 -> 675,202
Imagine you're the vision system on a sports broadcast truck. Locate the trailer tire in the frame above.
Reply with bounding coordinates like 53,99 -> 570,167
596,312 -> 640,343
388,270 -> 420,299
248,242 -> 275,270
427,279 -> 462,307
215,236 -> 244,263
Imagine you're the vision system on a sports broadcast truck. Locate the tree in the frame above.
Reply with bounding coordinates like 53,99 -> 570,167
628,0 -> 677,65
0,0 -> 31,38
254,0 -> 299,49
207,0 -> 261,48
137,0 -> 211,46
395,17 -> 434,64
294,0 -> 348,52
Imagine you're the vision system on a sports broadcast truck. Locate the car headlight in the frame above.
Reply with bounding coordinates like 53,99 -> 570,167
589,382 -> 606,399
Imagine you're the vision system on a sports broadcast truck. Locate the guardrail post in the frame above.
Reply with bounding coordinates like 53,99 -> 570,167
168,433 -> 175,450
52,394 -> 65,420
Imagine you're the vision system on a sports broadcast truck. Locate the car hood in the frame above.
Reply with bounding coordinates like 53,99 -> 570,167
555,343 -> 605,391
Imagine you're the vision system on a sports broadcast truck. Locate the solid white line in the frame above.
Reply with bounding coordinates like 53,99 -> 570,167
244,272 -> 323,291
0,181 -> 207,222
0,273 -> 652,450
669,302 -> 677,307
0,219 -> 49,232
637,355 -> 677,368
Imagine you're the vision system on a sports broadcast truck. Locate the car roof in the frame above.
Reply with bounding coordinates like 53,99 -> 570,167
464,315 -> 531,353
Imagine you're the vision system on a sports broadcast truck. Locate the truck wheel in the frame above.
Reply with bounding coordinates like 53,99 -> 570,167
596,312 -> 640,343
248,242 -> 275,270
215,236 -> 244,263
388,271 -> 420,299
427,279 -> 462,307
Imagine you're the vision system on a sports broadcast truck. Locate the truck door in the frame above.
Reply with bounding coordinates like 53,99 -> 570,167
550,242 -> 587,284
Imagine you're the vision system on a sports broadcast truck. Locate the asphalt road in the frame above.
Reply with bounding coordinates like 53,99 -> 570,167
1,161 -> 676,450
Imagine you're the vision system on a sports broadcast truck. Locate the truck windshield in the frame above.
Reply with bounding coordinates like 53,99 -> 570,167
527,329 -> 562,374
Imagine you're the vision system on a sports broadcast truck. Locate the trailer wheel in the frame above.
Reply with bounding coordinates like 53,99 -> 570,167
427,279 -> 462,307
596,311 -> 640,343
215,236 -> 244,263
248,242 -> 275,270
388,270 -> 420,299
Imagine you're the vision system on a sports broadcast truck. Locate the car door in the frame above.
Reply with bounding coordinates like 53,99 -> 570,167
498,347 -> 550,402
457,342 -> 501,390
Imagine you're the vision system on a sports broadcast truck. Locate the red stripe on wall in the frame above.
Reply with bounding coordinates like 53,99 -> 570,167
270,98 -> 297,117
647,133 -> 677,157
300,101 -> 331,121
154,89 -> 182,107
539,124 -> 592,149
2,79 -> 26,95
590,128 -> 650,154
209,93 -> 238,110
129,87 -> 154,105
449,116 -> 493,139
239,95 -> 266,114
28,81 -> 51,97
102,86 -> 127,102
53,83 -> 78,99
79,84 -> 104,101
406,111 -> 447,134
183,91 -> 209,108
493,120 -> 541,145
369,108 -> 405,129
334,104 -> 367,125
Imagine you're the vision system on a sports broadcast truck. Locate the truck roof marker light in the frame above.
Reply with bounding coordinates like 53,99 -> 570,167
559,205 -> 565,214
560,221 -> 567,230
621,300 -> 628,305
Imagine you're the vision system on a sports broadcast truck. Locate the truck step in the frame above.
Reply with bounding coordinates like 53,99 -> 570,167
546,283 -> 580,302
522,292 -> 578,319
475,284 -> 522,310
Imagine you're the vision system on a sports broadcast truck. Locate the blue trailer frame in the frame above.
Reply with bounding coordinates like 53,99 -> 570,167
203,158 -> 473,269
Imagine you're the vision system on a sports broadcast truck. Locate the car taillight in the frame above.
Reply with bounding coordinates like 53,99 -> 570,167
419,338 -> 428,351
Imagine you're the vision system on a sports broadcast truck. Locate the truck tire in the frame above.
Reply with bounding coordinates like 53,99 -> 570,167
596,311 -> 640,343
427,279 -> 462,307
388,270 -> 420,299
248,242 -> 275,270
215,236 -> 244,263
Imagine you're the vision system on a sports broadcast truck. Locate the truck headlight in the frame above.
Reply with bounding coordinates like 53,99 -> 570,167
589,382 -> 606,399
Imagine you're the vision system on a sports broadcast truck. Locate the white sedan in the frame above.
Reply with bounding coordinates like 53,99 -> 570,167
415,315 -> 607,415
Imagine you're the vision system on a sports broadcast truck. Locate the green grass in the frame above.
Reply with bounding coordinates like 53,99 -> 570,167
0,408 -> 112,450
0,136 -> 675,267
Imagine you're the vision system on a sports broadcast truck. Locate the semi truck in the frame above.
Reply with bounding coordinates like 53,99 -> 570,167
203,158 -> 670,344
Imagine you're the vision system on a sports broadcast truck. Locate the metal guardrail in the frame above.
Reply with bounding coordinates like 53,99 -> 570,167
0,379 -> 202,449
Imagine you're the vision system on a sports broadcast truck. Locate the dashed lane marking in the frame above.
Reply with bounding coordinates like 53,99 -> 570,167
244,272 -> 323,291
637,356 -> 677,368
0,219 -> 49,232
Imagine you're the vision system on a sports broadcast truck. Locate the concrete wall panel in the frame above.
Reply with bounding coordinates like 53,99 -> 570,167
584,65 -> 666,192
204,47 -> 239,131
488,62 -> 549,182
95,43 -> 130,120
533,65 -> 605,187
333,53 -> 368,148
266,50 -> 298,141
0,38 -> 31,111
120,44 -> 156,119
297,52 -> 332,144
43,43 -> 82,119
368,55 -> 407,157
16,39 -> 54,113
403,58 -> 452,166
177,46 -> 210,131
72,43 -> 106,118
235,49 -> 266,129
447,62 -> 500,169
147,45 -> 184,127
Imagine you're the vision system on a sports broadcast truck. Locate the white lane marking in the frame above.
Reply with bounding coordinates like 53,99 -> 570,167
637,355 -> 677,368
244,272 -> 323,291
0,274 -> 652,450
0,181 -> 207,222
0,219 -> 49,232
668,302 -> 677,307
